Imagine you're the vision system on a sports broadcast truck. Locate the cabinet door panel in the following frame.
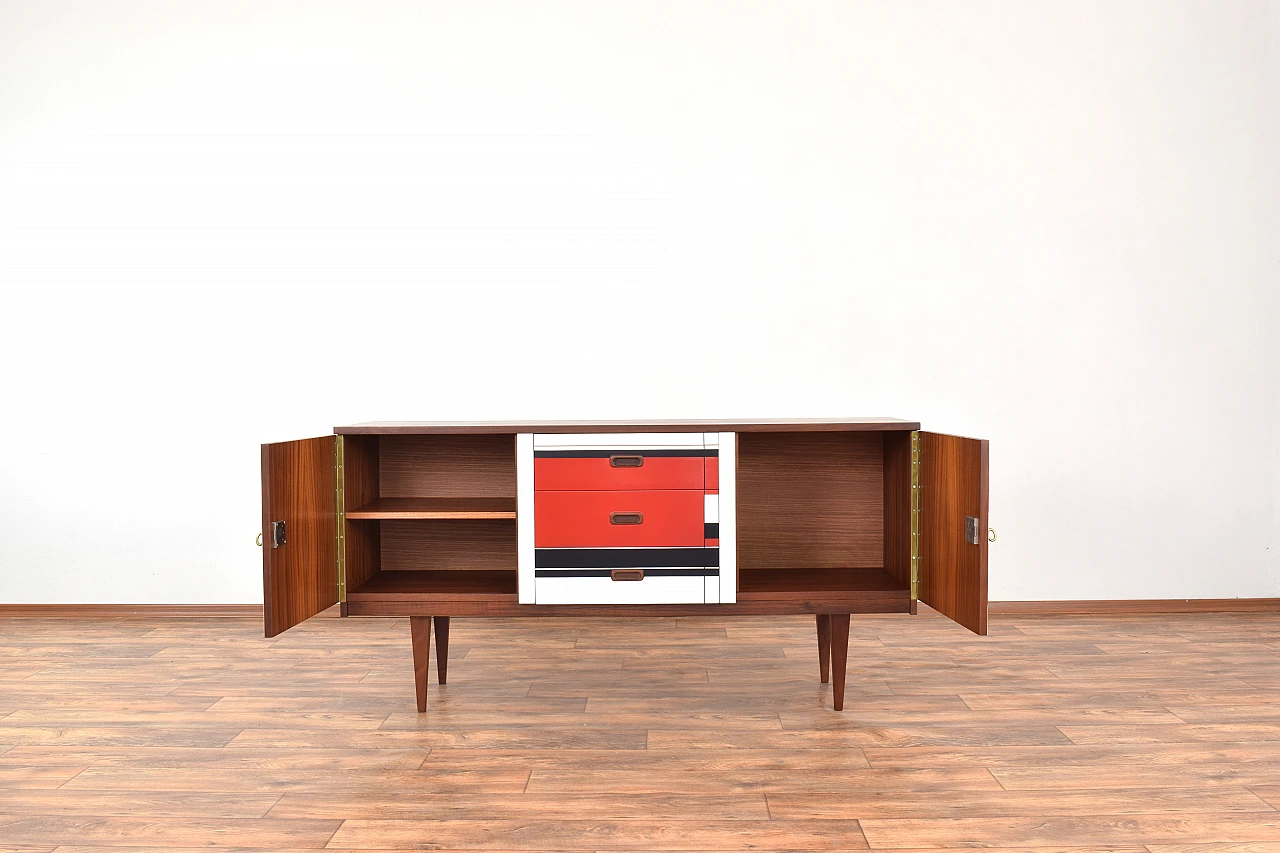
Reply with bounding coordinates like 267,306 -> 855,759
918,432 -> 988,635
261,436 -> 337,638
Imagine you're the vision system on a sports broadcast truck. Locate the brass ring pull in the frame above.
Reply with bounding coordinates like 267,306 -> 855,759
988,528 -> 997,542
256,532 -> 263,547
610,512 -> 643,525
611,569 -> 644,582
610,455 -> 644,468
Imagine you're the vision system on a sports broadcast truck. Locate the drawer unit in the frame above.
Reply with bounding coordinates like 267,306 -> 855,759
517,432 -> 736,605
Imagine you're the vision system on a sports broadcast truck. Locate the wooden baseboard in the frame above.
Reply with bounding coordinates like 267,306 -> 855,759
989,598 -> 1280,615
0,604 -> 267,617
1,601 -> 1276,618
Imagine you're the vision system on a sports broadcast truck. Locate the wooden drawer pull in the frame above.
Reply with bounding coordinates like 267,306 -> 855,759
610,569 -> 644,582
609,455 -> 644,468
609,512 -> 643,525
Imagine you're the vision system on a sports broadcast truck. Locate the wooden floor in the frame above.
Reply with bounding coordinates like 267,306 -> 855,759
1,608 -> 1279,851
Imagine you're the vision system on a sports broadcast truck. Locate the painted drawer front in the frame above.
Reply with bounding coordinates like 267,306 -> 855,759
534,455 -> 705,491
534,490 -> 704,548
534,571 -> 708,605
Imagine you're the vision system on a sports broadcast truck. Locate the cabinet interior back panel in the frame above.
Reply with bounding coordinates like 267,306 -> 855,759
737,432 -> 884,570
379,435 -> 517,498
380,520 -> 517,571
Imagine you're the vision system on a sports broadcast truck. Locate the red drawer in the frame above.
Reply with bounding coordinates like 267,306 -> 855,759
535,455 -> 704,491
705,456 -> 718,491
534,490 -> 704,548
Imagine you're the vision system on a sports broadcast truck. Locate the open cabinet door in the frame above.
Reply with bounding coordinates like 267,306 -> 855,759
918,432 -> 989,635
261,436 -> 338,638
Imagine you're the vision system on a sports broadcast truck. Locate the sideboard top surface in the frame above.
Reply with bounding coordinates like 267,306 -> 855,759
334,417 -> 922,435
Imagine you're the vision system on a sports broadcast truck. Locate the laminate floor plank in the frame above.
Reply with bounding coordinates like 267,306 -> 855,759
858,815 -> 1280,847
0,610 -> 1276,849
266,791 -> 771,821
0,816 -> 341,848
326,817 -> 871,850
766,786 -> 1276,818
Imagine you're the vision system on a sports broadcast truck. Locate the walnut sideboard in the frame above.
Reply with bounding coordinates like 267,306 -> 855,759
260,418 -> 989,711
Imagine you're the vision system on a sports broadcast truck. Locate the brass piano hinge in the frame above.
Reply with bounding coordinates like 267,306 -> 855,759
335,435 -> 346,602
910,430 -> 920,601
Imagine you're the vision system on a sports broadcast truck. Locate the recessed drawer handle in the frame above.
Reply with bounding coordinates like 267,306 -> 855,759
609,512 -> 643,525
609,455 -> 644,468
610,569 -> 644,582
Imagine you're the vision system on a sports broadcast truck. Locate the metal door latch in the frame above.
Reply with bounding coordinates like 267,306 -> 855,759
965,516 -> 980,545
271,520 -> 286,548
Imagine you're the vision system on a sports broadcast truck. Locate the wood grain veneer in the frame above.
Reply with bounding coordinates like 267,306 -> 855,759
918,431 -> 989,635
342,435 -> 380,595
737,568 -> 904,597
261,436 -> 338,638
337,417 -> 921,435
882,430 -> 912,589
737,432 -> 884,571
379,520 -> 517,572
410,615 -> 431,712
348,570 -> 518,600
830,613 -> 850,711
379,434 -> 516,498
815,614 -> 831,684
433,616 -> 450,684
348,497 -> 517,520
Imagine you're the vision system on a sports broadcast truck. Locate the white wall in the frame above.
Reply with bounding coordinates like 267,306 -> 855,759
1,0 -> 1276,604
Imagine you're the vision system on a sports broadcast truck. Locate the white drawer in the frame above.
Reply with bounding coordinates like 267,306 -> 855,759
533,432 -> 705,450
534,571 -> 709,604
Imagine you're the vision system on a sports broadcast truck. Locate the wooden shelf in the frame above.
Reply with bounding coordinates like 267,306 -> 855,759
738,567 -> 906,601
346,497 -> 517,520
348,570 -> 517,601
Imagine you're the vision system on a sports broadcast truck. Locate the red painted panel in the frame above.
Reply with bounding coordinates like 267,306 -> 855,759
705,456 -> 718,490
535,456 -> 704,491
535,490 -> 705,548
704,538 -> 720,547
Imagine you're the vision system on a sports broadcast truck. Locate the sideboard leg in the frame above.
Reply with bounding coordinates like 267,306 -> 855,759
410,616 -> 431,713
831,614 -> 850,711
434,617 -> 450,685
816,614 -> 831,684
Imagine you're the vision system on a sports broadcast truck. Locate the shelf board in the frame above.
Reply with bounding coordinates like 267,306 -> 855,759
346,497 -> 517,520
737,567 -> 906,600
348,570 -> 517,601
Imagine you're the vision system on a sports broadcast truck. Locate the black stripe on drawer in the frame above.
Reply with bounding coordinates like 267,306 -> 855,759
704,523 -> 719,539
535,568 -> 720,578
535,547 -> 718,568
534,449 -> 718,458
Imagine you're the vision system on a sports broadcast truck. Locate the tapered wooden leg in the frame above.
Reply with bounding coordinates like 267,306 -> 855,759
816,614 -> 831,684
433,616 -> 450,685
831,614 -> 850,711
410,616 -> 431,713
